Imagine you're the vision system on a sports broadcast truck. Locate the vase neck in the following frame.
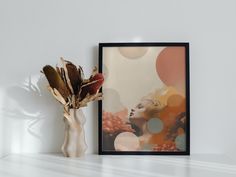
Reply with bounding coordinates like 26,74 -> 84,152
67,108 -> 86,125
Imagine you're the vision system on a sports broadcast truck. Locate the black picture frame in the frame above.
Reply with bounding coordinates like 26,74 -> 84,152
98,42 -> 190,155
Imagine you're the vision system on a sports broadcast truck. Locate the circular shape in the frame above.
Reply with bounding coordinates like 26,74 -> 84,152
156,47 -> 185,92
114,132 -> 140,151
103,88 -> 125,113
147,118 -> 164,134
175,134 -> 186,151
118,47 -> 149,59
167,94 -> 185,108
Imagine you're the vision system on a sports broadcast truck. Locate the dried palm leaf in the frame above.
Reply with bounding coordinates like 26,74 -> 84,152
56,66 -> 61,76
48,86 -> 67,105
42,58 -> 104,110
61,57 -> 74,94
60,68 -> 66,83
65,60 -> 82,94
72,95 -> 76,108
78,66 -> 85,80
80,73 -> 104,101
90,66 -> 98,79
43,65 -> 70,100
76,65 -> 84,94
77,79 -> 97,101
61,58 -> 74,94
77,92 -> 102,108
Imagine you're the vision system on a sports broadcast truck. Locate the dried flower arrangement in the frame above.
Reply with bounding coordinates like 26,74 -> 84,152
42,57 -> 104,157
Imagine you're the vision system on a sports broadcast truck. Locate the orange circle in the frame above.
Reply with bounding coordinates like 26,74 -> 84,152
167,94 -> 185,108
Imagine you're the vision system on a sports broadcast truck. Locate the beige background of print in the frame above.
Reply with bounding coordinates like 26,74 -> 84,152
103,47 -> 165,112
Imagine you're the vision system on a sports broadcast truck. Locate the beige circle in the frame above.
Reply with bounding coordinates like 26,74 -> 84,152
118,47 -> 149,59
114,132 -> 140,151
103,88 -> 125,113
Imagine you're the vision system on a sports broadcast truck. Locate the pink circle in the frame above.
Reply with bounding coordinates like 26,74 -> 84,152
156,47 -> 185,92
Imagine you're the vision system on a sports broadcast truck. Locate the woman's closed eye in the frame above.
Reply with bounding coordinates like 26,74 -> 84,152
136,103 -> 144,109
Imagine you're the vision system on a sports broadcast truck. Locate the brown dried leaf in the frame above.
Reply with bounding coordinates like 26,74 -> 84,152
65,61 -> 82,94
61,58 -> 74,94
77,92 -> 102,108
76,65 -> 84,95
43,65 -> 70,100
78,65 -> 85,80
80,73 -> 104,101
56,66 -> 61,76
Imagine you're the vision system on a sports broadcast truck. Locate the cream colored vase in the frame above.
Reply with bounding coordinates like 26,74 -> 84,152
61,109 -> 87,157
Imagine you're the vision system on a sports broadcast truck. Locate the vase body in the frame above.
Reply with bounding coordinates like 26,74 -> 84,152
61,109 -> 87,157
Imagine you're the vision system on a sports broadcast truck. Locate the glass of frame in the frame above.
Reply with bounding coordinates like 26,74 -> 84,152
99,43 -> 190,155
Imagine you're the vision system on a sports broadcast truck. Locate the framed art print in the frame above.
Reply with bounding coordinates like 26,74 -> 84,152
98,43 -> 190,155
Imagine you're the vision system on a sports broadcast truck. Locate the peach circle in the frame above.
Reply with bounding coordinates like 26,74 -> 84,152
118,47 -> 148,59
114,132 -> 140,151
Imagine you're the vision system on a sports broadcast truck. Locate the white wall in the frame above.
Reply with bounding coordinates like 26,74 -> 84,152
1,0 -> 236,158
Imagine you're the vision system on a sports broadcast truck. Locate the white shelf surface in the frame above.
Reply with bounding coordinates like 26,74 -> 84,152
0,154 -> 236,177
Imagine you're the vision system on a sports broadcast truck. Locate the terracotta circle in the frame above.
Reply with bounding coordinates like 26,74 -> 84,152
156,47 -> 185,92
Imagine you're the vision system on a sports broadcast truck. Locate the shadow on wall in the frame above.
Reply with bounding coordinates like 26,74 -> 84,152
0,46 -> 100,155
0,75 -> 65,154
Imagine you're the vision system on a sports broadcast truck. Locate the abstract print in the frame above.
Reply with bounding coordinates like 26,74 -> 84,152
100,43 -> 189,154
